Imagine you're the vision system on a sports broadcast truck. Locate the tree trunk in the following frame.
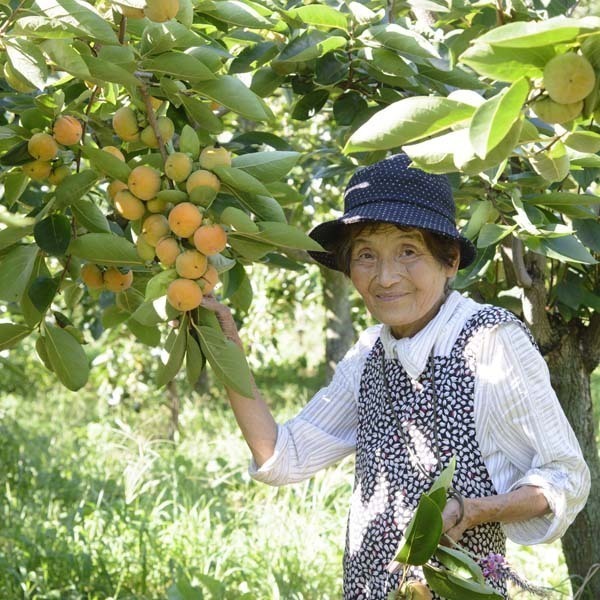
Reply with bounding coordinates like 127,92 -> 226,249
320,266 -> 355,381
545,329 -> 600,600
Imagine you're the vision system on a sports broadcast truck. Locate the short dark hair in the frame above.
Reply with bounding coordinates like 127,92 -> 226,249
332,223 -> 460,276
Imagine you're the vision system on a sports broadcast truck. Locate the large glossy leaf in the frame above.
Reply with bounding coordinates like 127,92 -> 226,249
82,56 -> 141,90
142,53 -> 216,82
527,235 -> 597,264
193,76 -> 273,121
366,24 -> 440,59
28,276 -> 59,313
228,235 -> 276,261
179,96 -> 224,134
195,324 -> 254,397
0,323 -> 32,351
156,317 -> 187,387
0,245 -> 38,303
127,319 -> 161,347
82,145 -> 132,182
145,269 -> 178,300
69,233 -> 144,266
253,222 -> 323,251
40,38 -> 91,80
2,172 -> 29,206
524,192 -> 600,208
71,197 -> 111,233
434,546 -> 485,585
232,152 -> 300,182
528,142 -> 570,183
288,5 -> 348,30
469,78 -> 529,159
477,224 -> 516,248
423,565 -> 503,600
5,39 -> 48,90
54,170 -> 98,209
186,332 -> 205,387
460,44 -> 554,82
204,0 -> 274,28
12,16 -> 78,39
394,494 -> 443,565
214,166 -> 271,196
402,130 -> 462,174
33,0 -> 118,44
344,97 -> 474,153
43,323 -> 90,391
33,214 -> 71,256
475,16 -> 600,48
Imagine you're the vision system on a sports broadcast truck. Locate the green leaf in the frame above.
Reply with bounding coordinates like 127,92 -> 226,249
529,142 -> 570,183
179,125 -> 201,159
34,0 -> 118,44
33,214 -> 71,256
477,224 -> 516,248
102,305 -> 129,330
186,332 -> 205,387
195,324 -> 253,397
28,275 -> 59,313
253,222 -> 323,251
69,233 -> 144,267
528,235 -> 597,264
524,192 -> 600,207
292,90 -> 329,121
435,546 -> 486,585
214,166 -> 271,196
276,30 -> 329,63
366,47 -> 416,79
469,78 -> 529,159
12,16 -> 77,40
424,564 -> 503,600
204,0 -> 274,28
344,97 -> 475,153
394,494 -> 443,565
127,319 -> 161,347
475,16 -> 599,48
230,191 -> 286,223
82,55 -> 141,89
231,151 -> 300,182
71,197 -> 111,233
145,269 -> 178,300
288,4 -> 348,29
82,145 -> 132,182
366,24 -> 440,59
131,296 -> 171,326
402,130 -> 462,174
156,317 -> 187,387
0,323 -> 32,351
40,38 -> 91,79
0,245 -> 38,303
460,43 -> 554,82
193,76 -> 273,122
0,225 -> 34,253
179,95 -> 224,134
228,235 -> 275,261
429,457 -> 456,495
3,172 -> 29,205
333,91 -> 369,126
564,131 -> 600,154
5,39 -> 48,90
54,170 -> 98,209
43,323 -> 90,391
142,53 -> 216,82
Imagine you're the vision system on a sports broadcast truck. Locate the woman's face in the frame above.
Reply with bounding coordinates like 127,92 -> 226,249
349,224 -> 458,339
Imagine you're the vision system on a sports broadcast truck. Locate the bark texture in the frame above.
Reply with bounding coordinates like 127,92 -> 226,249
522,257 -> 600,599
320,266 -> 355,381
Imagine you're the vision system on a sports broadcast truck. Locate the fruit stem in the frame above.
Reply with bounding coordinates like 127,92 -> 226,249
75,85 -> 99,173
140,84 -> 174,189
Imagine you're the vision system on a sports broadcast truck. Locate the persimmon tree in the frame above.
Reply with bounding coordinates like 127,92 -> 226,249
0,0 -> 599,596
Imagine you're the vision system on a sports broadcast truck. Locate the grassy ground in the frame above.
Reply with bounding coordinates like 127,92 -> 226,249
0,357 -> 591,599
0,278 -> 597,598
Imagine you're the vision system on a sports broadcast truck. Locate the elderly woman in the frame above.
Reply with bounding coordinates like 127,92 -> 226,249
203,153 -> 590,599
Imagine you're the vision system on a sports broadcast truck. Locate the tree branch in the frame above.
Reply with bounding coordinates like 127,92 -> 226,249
511,236 -> 533,289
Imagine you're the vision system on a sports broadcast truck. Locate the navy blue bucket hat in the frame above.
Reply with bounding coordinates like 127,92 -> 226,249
308,153 -> 476,271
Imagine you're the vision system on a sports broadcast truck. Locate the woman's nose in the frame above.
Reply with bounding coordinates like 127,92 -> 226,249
376,257 -> 403,286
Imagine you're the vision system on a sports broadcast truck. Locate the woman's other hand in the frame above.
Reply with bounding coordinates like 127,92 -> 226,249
201,294 -> 243,348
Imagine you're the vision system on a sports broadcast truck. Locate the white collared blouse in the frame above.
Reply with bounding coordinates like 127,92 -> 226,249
249,291 -> 590,545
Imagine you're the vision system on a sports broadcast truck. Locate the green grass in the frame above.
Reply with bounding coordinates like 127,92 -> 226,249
0,321 -> 597,598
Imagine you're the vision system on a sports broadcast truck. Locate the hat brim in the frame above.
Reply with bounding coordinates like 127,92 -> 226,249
307,206 -> 476,272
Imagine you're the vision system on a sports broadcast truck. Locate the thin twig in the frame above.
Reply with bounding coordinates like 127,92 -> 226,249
511,235 -> 533,289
